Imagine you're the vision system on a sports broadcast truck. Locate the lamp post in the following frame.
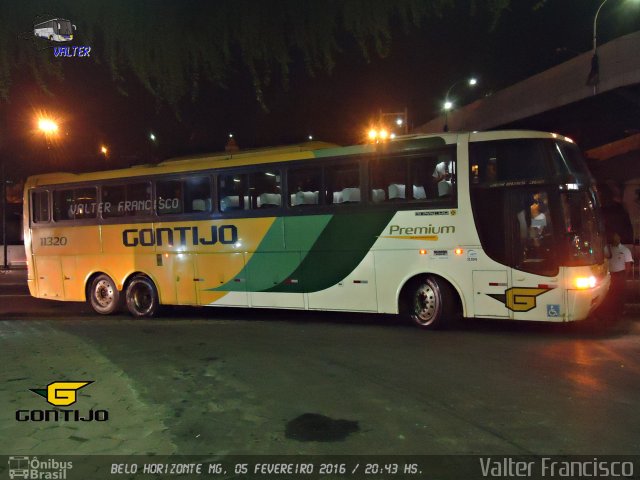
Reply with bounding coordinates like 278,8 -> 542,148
1,162 -> 6,270
443,77 -> 477,132
587,0 -> 609,93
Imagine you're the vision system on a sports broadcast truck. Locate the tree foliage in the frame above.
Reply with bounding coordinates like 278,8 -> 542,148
0,0 -> 510,110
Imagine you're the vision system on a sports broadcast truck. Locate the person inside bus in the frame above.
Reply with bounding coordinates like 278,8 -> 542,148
432,157 -> 454,196
485,158 -> 498,183
529,193 -> 547,240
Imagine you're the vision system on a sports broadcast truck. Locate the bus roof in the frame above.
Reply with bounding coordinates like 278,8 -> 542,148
25,130 -> 564,187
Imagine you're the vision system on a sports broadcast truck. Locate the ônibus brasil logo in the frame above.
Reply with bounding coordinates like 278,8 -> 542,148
16,381 -> 109,422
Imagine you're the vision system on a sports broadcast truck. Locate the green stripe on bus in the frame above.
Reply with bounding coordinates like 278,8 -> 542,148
265,211 -> 394,293
210,215 -> 333,292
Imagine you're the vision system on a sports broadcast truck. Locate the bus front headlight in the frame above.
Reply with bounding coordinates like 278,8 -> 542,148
575,276 -> 597,289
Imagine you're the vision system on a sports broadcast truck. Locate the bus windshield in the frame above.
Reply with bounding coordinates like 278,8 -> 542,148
57,20 -> 73,35
470,137 -> 605,275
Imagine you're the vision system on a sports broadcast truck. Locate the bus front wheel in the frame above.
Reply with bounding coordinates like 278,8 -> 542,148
89,274 -> 120,315
125,275 -> 158,318
403,276 -> 454,329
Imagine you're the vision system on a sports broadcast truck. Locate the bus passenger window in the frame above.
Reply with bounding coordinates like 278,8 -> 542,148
409,159 -> 434,200
32,191 -> 50,223
288,167 -> 321,206
156,180 -> 184,215
102,183 -> 152,218
325,162 -> 360,204
250,170 -> 281,209
369,157 -> 407,203
218,174 -> 248,212
184,176 -> 211,213
52,188 -> 97,221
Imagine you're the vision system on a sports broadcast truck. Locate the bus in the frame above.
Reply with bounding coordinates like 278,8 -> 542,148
33,18 -> 75,42
23,131 -> 609,329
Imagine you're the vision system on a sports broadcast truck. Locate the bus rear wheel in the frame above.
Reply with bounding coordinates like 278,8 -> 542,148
125,275 -> 158,318
89,274 -> 120,315
403,276 -> 454,329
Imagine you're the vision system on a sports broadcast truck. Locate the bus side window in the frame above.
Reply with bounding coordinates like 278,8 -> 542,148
156,179 -> 184,215
218,173 -> 248,212
409,158 -> 435,200
32,191 -> 50,223
184,175 -> 212,213
250,169 -> 281,209
102,183 -> 152,217
288,166 -> 321,206
325,162 -> 360,204
369,156 -> 407,203
73,187 -> 98,220
52,187 -> 99,221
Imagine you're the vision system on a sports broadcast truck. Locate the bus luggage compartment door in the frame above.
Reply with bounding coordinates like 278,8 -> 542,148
472,270 -> 510,318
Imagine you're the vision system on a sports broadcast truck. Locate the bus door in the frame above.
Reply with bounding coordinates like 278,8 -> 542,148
506,188 -> 564,321
471,186 -> 564,320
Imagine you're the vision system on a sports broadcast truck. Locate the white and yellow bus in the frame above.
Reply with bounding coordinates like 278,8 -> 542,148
23,131 -> 609,329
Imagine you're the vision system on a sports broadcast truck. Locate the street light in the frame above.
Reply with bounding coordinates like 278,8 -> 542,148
443,77 -> 478,132
587,0 -> 610,92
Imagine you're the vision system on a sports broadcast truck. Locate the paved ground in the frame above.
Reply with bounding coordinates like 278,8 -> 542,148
1,268 -> 639,457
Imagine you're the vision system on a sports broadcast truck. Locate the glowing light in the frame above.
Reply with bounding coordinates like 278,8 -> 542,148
368,129 -> 377,140
468,77 -> 478,86
396,118 -> 403,126
149,133 -> 156,141
390,133 -> 396,139
575,276 -> 597,289
100,145 -> 108,155
308,135 -> 313,140
443,101 -> 453,111
38,118 -> 59,134
379,129 -> 389,140
454,248 -> 464,255
419,249 -> 427,255
229,133 -> 234,138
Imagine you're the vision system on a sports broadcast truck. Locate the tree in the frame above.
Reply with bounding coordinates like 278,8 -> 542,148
0,0 -> 510,111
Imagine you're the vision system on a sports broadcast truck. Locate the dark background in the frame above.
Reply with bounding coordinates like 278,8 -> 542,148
1,0 -> 639,177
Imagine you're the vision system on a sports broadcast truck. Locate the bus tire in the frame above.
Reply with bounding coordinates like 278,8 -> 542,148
89,274 -> 120,315
125,275 -> 158,318
403,276 -> 454,329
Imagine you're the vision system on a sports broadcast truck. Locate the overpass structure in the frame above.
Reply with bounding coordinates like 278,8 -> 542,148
414,30 -> 640,136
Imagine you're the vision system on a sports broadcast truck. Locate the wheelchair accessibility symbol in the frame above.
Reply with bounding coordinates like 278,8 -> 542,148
547,304 -> 560,317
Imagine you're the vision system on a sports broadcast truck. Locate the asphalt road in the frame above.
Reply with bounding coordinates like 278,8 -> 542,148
1,271 -> 639,457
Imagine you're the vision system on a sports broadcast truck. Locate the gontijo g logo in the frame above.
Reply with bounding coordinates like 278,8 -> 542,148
30,381 -> 92,406
16,381 -> 109,422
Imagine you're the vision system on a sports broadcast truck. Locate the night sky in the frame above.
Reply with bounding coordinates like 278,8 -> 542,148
1,0 -> 639,179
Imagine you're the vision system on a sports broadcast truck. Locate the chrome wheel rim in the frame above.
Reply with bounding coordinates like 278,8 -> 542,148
94,279 -> 115,308
414,283 -> 438,325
